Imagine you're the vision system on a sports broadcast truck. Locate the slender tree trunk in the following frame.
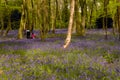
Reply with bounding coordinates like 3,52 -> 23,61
48,0 -> 51,32
103,0 -> 109,39
52,0 -> 58,33
0,0 -> 4,35
80,0 -> 86,36
89,0 -> 96,29
117,0 -> 120,40
51,0 -> 56,33
3,0 -> 12,36
74,0 -> 81,35
62,0 -> 69,28
0,17 -> 4,35
39,0 -> 49,41
51,0 -> 58,33
31,0 -> 35,33
113,13 -> 117,36
18,0 -> 35,39
63,0 -> 75,48
3,15 -> 12,36
26,0 -> 33,30
18,5 -> 25,39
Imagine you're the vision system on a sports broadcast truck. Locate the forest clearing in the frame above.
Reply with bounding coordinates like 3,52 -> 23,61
0,29 -> 120,80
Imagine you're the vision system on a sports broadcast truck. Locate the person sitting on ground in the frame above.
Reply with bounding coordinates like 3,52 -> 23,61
31,32 -> 36,39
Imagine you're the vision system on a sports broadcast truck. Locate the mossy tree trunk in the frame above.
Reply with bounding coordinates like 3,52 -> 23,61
3,0 -> 12,36
3,14 -> 12,36
117,0 -> 120,40
51,0 -> 56,33
18,4 -> 25,39
103,0 -> 109,39
18,0 -> 34,39
48,0 -> 51,32
53,0 -> 58,33
89,0 -> 96,29
79,0 -> 86,36
113,13 -> 117,36
0,13 -> 4,35
26,0 -> 33,30
73,0 -> 81,35
38,0 -> 49,41
0,0 -> 4,35
62,0 -> 69,28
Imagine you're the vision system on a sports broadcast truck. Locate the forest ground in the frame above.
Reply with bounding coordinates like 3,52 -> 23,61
0,29 -> 120,52
0,29 -> 120,80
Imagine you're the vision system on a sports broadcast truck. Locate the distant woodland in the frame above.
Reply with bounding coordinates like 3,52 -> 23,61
0,0 -> 120,48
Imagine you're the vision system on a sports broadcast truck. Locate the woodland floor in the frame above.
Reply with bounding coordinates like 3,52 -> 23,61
0,29 -> 120,80
0,29 -> 120,52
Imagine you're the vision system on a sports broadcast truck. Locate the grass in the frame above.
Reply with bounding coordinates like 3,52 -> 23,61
0,29 -> 120,80
0,48 -> 120,80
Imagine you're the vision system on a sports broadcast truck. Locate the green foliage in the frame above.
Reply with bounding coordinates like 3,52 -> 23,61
103,52 -> 114,63
12,50 -> 26,55
61,4 -> 70,28
108,0 -> 120,17
107,41 -> 115,46
0,48 -> 119,80
0,0 -> 21,30
102,52 -> 120,63
0,8 -> 21,30
56,20 -> 69,29
0,49 -> 8,54
11,21 -> 20,30
3,0 -> 22,6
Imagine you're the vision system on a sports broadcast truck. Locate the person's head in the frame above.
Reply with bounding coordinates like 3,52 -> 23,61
32,32 -> 34,35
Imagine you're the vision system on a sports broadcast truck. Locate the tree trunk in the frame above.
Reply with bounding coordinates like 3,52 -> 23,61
3,0 -> 12,36
18,0 -> 34,39
62,0 -> 69,28
3,15 -> 12,36
103,0 -> 109,39
117,0 -> 120,40
52,0 -> 58,33
89,0 -> 96,29
18,5 -> 25,39
0,17 -> 4,35
74,0 -> 81,35
39,0 -> 49,41
0,1 -> 4,35
113,13 -> 117,36
79,0 -> 86,36
51,0 -> 57,33
48,0 -> 51,32
63,0 -> 75,48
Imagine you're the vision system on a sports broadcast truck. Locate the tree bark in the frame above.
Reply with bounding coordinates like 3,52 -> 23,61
3,0 -> 12,36
39,0 -> 49,41
117,0 -> 120,40
0,1 -> 4,35
18,4 -> 25,39
79,0 -> 86,36
89,0 -> 96,29
63,0 -> 75,48
0,16 -> 4,35
3,14 -> 12,36
48,0 -> 51,32
51,0 -> 57,33
74,0 -> 81,34
103,0 -> 109,39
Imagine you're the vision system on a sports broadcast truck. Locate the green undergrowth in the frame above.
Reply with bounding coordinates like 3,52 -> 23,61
0,48 -> 120,80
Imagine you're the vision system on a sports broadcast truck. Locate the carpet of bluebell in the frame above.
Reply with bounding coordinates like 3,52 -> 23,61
0,29 -> 120,80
